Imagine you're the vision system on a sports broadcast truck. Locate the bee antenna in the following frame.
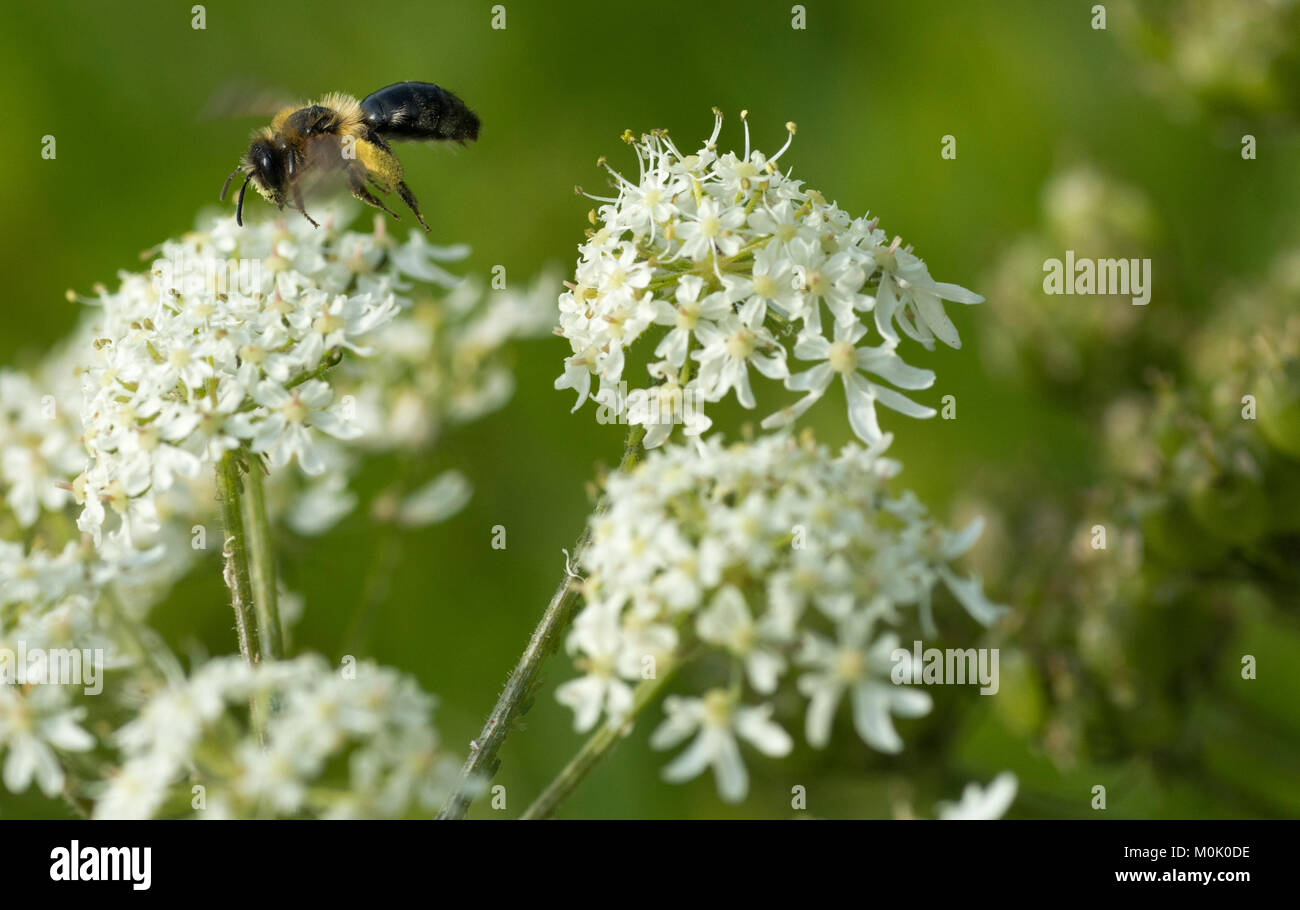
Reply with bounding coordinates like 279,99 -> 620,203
235,176 -> 252,226
219,166 -> 243,202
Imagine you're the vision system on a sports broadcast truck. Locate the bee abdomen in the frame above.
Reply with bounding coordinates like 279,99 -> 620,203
361,82 -> 480,143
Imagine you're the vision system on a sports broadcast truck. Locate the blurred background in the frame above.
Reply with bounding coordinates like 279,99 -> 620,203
2,0 -> 1298,818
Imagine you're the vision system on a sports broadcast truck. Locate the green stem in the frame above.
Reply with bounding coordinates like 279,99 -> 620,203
520,661 -> 681,820
216,451 -> 256,663
435,426 -> 647,820
242,458 -> 283,661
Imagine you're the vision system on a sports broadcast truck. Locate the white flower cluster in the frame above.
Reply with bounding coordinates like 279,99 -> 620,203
0,623 -> 99,798
0,207 -> 552,814
2,350 -> 137,611
555,111 -> 984,448
74,208 -> 553,550
0,340 -> 194,805
557,433 -> 1004,802
97,656 -> 455,819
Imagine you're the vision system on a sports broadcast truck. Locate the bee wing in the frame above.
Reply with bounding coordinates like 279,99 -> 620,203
198,80 -> 301,122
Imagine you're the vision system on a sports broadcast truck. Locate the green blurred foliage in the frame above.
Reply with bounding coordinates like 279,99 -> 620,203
2,0 -> 1298,818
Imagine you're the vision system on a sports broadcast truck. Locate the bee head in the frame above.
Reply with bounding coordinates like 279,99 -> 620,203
220,137 -> 291,226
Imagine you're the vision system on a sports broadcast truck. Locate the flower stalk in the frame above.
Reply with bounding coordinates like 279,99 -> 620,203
216,450 -> 256,663
217,449 -> 283,664
241,456 -> 283,661
436,426 -> 646,820
521,660 -> 681,820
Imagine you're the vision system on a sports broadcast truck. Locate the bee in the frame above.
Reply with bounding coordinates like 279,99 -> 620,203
219,81 -> 479,231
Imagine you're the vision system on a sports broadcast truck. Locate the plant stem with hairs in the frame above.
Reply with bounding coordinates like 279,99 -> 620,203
216,451 -> 256,663
216,449 -> 283,664
436,425 -> 646,820
242,457 -> 283,661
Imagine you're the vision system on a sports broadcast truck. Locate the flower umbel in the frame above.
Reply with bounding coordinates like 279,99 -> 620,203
555,111 -> 985,447
556,432 -> 1005,802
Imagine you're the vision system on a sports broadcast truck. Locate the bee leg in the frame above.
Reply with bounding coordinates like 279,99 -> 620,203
348,173 -> 401,221
395,181 -> 431,233
291,184 -> 319,228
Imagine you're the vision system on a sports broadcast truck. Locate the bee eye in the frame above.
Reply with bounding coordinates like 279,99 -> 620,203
249,143 -> 283,190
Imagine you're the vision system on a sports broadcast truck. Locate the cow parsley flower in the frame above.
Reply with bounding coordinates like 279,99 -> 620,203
797,617 -> 931,752
74,213 -> 405,548
96,655 -> 456,819
555,110 -> 985,447
557,432 -> 1005,802
650,690 -> 793,803
0,685 -> 94,798
70,210 -> 555,551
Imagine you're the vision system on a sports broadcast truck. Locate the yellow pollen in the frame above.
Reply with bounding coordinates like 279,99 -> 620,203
313,312 -> 345,335
726,329 -> 756,359
835,649 -> 866,681
828,340 -> 857,374
281,394 -> 310,424
702,690 -> 733,725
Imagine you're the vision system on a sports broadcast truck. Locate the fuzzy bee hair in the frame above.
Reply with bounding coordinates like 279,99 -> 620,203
220,82 -> 480,232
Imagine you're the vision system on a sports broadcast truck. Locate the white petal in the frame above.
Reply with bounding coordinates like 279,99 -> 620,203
932,281 -> 984,305
911,290 -> 962,349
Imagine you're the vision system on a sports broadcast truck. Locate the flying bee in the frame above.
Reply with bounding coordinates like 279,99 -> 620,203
219,81 -> 479,231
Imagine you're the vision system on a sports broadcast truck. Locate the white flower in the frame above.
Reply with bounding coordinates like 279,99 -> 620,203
692,311 -> 788,409
763,320 -> 936,443
71,208 -> 549,553
676,197 -> 747,262
797,616 -> 932,752
556,111 -> 983,448
92,758 -> 171,820
235,380 -> 361,476
556,434 -> 1005,800
0,687 -> 94,797
232,740 -> 308,814
556,608 -> 636,732
651,275 -> 730,368
95,655 -> 452,819
872,240 -> 984,350
697,586 -> 787,694
937,772 -> 1019,820
650,690 -> 792,803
